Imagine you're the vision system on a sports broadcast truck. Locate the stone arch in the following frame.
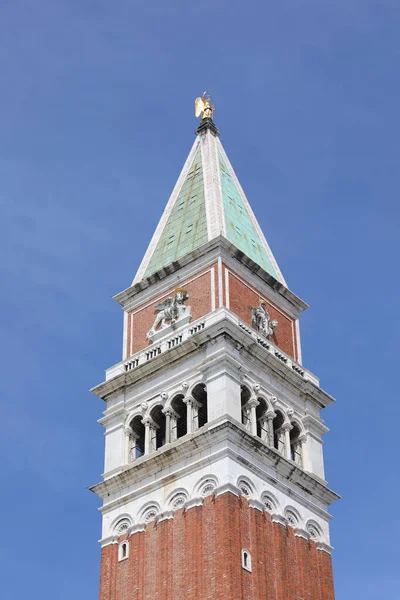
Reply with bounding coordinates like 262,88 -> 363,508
111,513 -> 134,536
129,415 -> 145,460
193,474 -> 219,498
236,476 -> 256,499
256,396 -> 269,440
166,487 -> 189,511
170,394 -> 187,439
289,419 -> 304,466
149,404 -> 167,450
261,491 -> 279,513
240,385 -> 252,430
284,505 -> 302,528
192,382 -> 208,429
272,410 -> 285,452
306,519 -> 323,541
137,501 -> 161,524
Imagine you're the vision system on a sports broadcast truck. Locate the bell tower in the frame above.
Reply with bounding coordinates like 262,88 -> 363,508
91,95 -> 338,600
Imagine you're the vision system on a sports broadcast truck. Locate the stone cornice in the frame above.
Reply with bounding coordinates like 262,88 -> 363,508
90,416 -> 339,512
91,309 -> 334,410
113,236 -> 308,314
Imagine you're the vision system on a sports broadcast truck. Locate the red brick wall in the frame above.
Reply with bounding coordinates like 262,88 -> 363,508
127,264 -> 217,357
99,493 -> 334,600
224,266 -> 298,360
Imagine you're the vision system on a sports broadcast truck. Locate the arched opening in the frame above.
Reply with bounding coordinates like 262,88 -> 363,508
171,394 -> 187,439
256,398 -> 268,439
241,386 -> 251,429
130,415 -> 145,460
150,405 -> 166,450
193,383 -> 208,429
118,541 -> 129,561
241,549 -> 252,572
272,411 -> 285,452
290,422 -> 302,466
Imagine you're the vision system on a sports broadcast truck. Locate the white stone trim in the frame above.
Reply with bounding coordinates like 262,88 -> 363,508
225,266 -> 230,309
248,499 -> 265,512
99,535 -> 118,548
130,312 -> 134,358
200,130 -> 219,239
122,311 -> 128,361
118,540 -> 129,561
295,319 -> 302,365
316,542 -> 334,554
214,482 -> 241,498
130,523 -> 146,535
184,497 -> 203,511
294,527 -> 310,540
217,256 -> 223,307
210,267 -> 216,311
271,514 -> 287,526
158,510 -> 174,522
241,549 -> 252,572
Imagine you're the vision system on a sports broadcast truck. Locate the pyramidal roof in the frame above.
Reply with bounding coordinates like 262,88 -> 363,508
133,118 -> 286,286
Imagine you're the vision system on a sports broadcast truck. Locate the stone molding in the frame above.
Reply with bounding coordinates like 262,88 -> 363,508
271,514 -> 287,527
214,483 -> 241,498
184,497 -> 203,511
248,499 -> 265,512
98,486 -> 332,549
316,542 -> 334,554
294,527 -> 310,540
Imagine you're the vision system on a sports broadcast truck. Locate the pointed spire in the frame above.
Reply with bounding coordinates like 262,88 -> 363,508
132,97 -> 286,286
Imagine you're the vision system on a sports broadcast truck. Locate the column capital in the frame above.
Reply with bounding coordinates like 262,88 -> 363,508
246,397 -> 260,409
281,422 -> 293,432
184,396 -> 202,409
265,410 -> 276,420
142,417 -> 159,430
162,406 -> 179,418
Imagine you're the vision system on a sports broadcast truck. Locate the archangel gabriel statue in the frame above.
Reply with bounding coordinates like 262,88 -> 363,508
250,300 -> 278,339
195,92 -> 215,120
147,289 -> 191,341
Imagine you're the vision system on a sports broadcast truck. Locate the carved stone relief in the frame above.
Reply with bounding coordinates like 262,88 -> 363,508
250,300 -> 278,338
147,289 -> 191,341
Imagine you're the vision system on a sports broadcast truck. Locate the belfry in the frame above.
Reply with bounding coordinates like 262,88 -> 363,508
91,94 -> 338,600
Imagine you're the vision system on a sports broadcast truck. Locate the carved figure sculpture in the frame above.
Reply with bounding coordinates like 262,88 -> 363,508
147,289 -> 190,340
195,91 -> 215,120
250,301 -> 278,338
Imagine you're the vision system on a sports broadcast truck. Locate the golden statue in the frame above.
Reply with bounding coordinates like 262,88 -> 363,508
195,92 -> 215,120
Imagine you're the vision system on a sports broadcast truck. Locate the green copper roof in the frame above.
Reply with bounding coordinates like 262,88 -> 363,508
218,151 -> 278,279
143,150 -> 208,278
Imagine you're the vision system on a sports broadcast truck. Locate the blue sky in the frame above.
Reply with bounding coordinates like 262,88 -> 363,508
1,1 -> 399,598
